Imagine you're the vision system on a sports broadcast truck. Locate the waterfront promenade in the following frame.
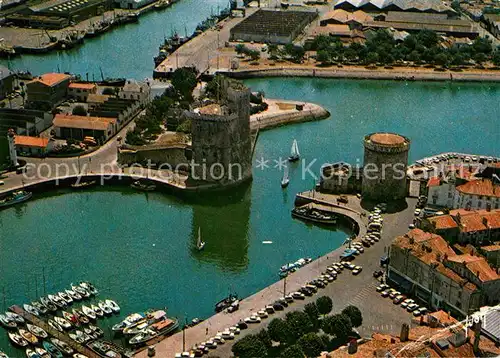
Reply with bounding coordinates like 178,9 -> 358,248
135,195 -> 418,357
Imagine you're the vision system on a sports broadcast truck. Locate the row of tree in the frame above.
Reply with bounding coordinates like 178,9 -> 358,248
232,296 -> 363,358
308,29 -> 500,67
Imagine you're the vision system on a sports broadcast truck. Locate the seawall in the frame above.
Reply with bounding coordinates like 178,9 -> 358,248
222,67 -> 500,82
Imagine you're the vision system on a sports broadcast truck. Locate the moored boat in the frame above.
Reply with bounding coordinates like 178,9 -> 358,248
98,301 -> 113,315
112,312 -> 145,332
71,284 -> 90,298
0,314 -> 17,329
215,294 -> 238,313
66,289 -> 82,301
0,190 -> 32,209
48,294 -> 66,308
105,299 -> 120,313
81,305 -> 96,320
91,304 -> 103,317
19,328 -> 38,345
51,338 -> 74,356
89,323 -> 104,336
40,297 -> 57,312
5,311 -> 24,324
23,304 -> 40,316
73,354 -> 89,358
0,352 -> 7,358
8,332 -> 28,347
48,319 -> 64,332
31,301 -> 47,315
71,180 -> 97,189
130,180 -> 156,191
58,291 -> 73,304
88,341 -> 122,358
42,341 -> 63,358
72,309 -> 89,324
69,331 -> 85,344
62,311 -> 79,325
35,348 -> 50,358
25,348 -> 39,358
26,323 -> 48,339
129,328 -> 157,345
79,281 -> 98,295
54,316 -> 72,330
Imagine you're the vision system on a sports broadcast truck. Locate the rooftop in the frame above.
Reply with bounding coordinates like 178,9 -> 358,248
69,82 -> 96,90
53,114 -> 116,131
481,244 -> 500,252
14,135 -> 50,148
197,104 -> 224,115
427,176 -> 441,187
456,179 -> 500,198
30,73 -> 70,87
428,215 -> 458,230
369,132 -> 406,146
447,254 -> 499,282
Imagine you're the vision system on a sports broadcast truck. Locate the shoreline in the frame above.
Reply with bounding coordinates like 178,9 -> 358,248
222,66 -> 500,83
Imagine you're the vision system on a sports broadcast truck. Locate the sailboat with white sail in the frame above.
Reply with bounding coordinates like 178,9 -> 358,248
288,139 -> 300,162
196,227 -> 205,251
281,165 -> 290,188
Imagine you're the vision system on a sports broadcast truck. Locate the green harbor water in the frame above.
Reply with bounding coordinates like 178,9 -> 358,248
0,0 -> 499,354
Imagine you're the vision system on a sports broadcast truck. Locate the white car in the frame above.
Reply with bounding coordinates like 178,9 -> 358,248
352,266 -> 362,275
409,223 -> 415,229
414,209 -> 421,216
401,299 -> 414,308
389,291 -> 401,299
407,303 -> 419,312
376,284 -> 389,292
244,315 -> 261,324
257,310 -> 268,319
353,246 -> 364,253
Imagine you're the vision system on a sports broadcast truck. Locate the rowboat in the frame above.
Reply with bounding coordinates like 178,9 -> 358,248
65,289 -> 82,301
72,309 -> 89,324
42,341 -> 63,358
31,301 -> 48,315
26,323 -> 48,338
23,304 -> 40,316
81,305 -> 96,320
58,291 -> 73,304
19,329 -> 38,345
5,312 -> 24,324
51,338 -> 74,356
54,316 -> 72,329
105,299 -> 120,313
8,332 -> 28,347
98,301 -> 113,315
91,304 -> 104,317
0,314 -> 17,329
35,348 -> 51,358
48,319 -> 63,332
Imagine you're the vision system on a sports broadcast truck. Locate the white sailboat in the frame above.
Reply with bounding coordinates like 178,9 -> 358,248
196,227 -> 205,251
281,165 -> 290,188
288,139 -> 300,162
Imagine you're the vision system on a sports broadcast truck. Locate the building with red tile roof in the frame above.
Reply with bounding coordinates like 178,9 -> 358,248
14,135 -> 53,155
26,72 -> 71,109
68,82 -> 97,102
53,114 -> 116,143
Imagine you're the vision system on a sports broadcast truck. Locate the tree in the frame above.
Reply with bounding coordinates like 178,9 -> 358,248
280,344 -> 305,358
472,37 -> 492,54
171,67 -> 198,102
176,119 -> 191,133
365,52 -> 379,64
235,44 -> 247,56
257,329 -> 272,350
342,305 -> 363,327
72,105 -> 87,116
248,49 -> 261,61
493,51 -> 500,66
303,302 -> 320,329
474,52 -> 487,65
316,49 -> 331,65
316,296 -> 333,315
284,43 -> 305,63
434,52 -> 449,66
285,311 -> 314,343
407,50 -> 421,63
321,314 -> 352,342
232,335 -> 268,358
297,333 -> 326,357
417,29 -> 439,48
268,318 -> 291,344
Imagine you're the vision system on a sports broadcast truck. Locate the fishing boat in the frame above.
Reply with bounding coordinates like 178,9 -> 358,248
196,227 -> 205,251
81,305 -> 96,320
40,297 -> 57,312
47,319 -> 63,332
88,341 -> 122,358
129,329 -> 157,345
26,323 -> 48,339
54,316 -> 72,329
5,311 -> 24,324
291,205 -> 337,225
130,180 -> 156,191
91,304 -> 104,317
98,301 -> 113,315
8,332 -> 28,347
58,291 -> 73,304
0,314 -> 17,329
71,180 -> 97,189
0,190 -> 32,208
51,338 -> 74,356
35,348 -> 51,358
62,311 -> 79,325
42,341 -> 63,358
112,312 -> 145,332
71,284 -> 90,298
215,293 -> 238,313
288,139 -> 300,162
105,299 -> 120,313
151,316 -> 179,335
72,309 -> 89,324
48,294 -> 66,308
19,329 -> 38,345
23,304 -> 40,316
79,281 -> 98,295
66,289 -> 82,301
31,301 -> 47,315
281,165 -> 290,188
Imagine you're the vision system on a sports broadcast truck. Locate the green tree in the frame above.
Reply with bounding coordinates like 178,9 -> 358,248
365,52 -> 379,64
297,333 -> 326,357
341,305 -> 363,327
235,44 -> 247,56
268,318 -> 291,344
303,302 -> 320,329
280,344 -> 305,358
268,44 -> 279,60
176,119 -> 191,133
474,52 -> 487,64
321,314 -> 353,342
472,37 -> 492,54
72,105 -> 87,116
284,43 -> 305,63
417,29 -> 439,48
316,49 -> 331,64
316,296 -> 333,315
248,49 -> 261,61
434,52 -> 449,66
285,311 -> 314,343
232,334 -> 268,358
257,329 -> 272,350
171,67 -> 198,102
493,51 -> 500,66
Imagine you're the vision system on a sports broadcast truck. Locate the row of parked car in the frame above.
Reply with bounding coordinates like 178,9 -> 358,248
376,284 -> 428,317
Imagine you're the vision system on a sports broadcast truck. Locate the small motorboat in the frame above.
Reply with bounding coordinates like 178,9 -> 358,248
58,291 -> 73,304
54,316 -> 72,329
66,289 -> 82,301
98,301 -> 113,315
91,304 -> 104,317
23,304 -> 40,316
215,293 -> 238,313
48,319 -> 64,332
19,328 -> 38,345
31,301 -> 48,315
89,323 -> 103,336
63,311 -> 79,325
83,327 -> 98,340
8,332 -> 28,347
73,354 -> 89,358
5,311 -> 24,324
26,323 -> 48,338
129,329 -> 158,345
35,348 -> 50,358
42,341 -> 63,358
79,282 -> 98,296
48,294 -> 66,308
0,352 -> 7,358
0,314 -> 17,329
25,348 -> 40,358
112,312 -> 144,332
40,297 -> 57,312
72,309 -> 89,325
123,320 -> 148,335
105,300 -> 120,313
130,180 -> 156,191
51,338 -> 74,356
69,332 -> 85,344
81,305 -> 96,320
71,284 -> 90,298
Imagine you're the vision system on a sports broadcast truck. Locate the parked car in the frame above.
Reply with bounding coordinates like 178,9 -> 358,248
393,295 -> 405,304
376,284 -> 389,292
236,321 -> 248,329
292,292 -> 305,300
265,306 -> 275,314
299,287 -> 313,296
407,303 -> 419,312
389,291 -> 401,299
373,270 -> 384,278
381,290 -> 390,297
352,266 -> 362,275
401,299 -> 414,309
244,315 -> 261,324
257,310 -> 268,319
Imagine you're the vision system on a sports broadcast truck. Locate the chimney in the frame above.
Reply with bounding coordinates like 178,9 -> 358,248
400,323 -> 409,342
348,338 -> 358,354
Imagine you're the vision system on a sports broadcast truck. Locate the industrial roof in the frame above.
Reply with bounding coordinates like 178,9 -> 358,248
53,114 -> 115,131
481,306 -> 500,344
334,0 -> 453,12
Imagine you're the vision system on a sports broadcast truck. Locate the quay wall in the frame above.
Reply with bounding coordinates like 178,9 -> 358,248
251,105 -> 330,131
221,67 -> 500,82
118,145 -> 192,169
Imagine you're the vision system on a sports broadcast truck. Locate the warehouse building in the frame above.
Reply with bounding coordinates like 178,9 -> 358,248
53,114 -> 117,143
333,0 -> 455,16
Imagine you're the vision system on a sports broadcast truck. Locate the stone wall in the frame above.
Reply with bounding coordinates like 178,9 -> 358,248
118,145 -> 192,171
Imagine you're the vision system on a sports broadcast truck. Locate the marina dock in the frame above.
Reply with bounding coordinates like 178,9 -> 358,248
9,305 -> 101,358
